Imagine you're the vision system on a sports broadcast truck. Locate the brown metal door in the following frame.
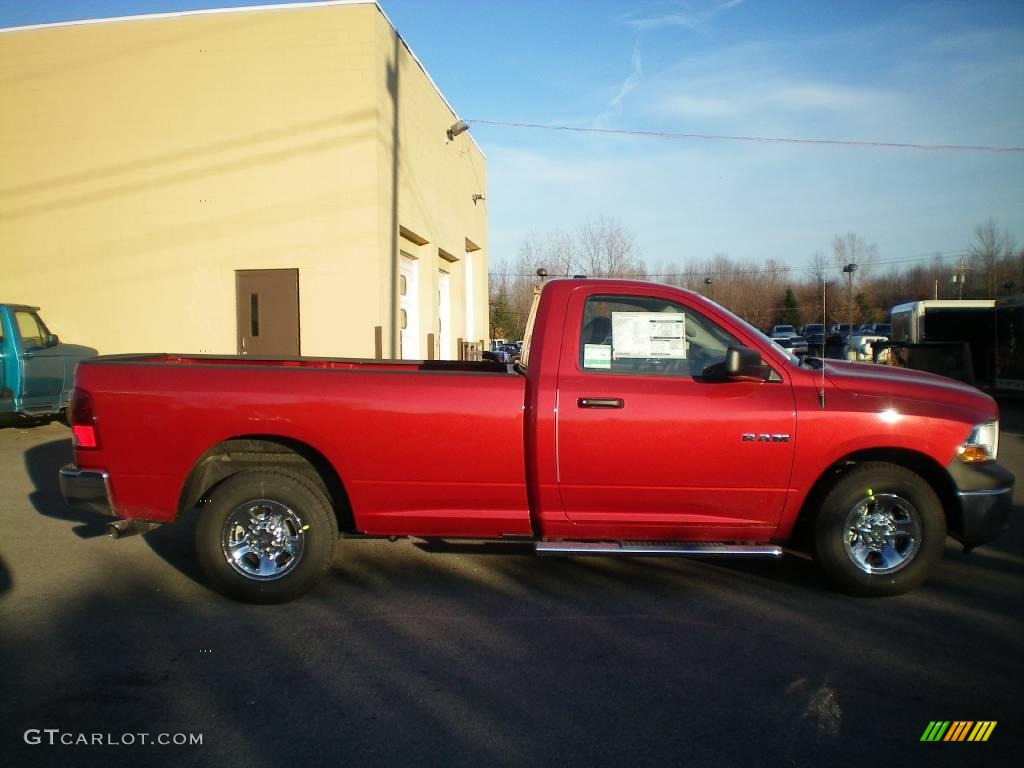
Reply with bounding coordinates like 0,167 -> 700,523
236,269 -> 300,356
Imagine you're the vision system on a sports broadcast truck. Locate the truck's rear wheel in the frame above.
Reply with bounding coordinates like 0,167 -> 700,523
196,469 -> 335,603
813,462 -> 945,596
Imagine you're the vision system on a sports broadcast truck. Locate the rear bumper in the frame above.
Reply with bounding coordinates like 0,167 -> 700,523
59,464 -> 114,516
946,460 -> 1015,548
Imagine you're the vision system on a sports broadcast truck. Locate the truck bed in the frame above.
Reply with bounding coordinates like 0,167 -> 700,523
73,353 -> 532,537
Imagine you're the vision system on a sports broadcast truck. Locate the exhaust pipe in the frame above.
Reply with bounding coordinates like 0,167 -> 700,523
106,520 -> 160,539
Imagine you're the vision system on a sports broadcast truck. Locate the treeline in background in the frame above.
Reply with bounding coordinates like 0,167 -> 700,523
488,216 -> 1023,341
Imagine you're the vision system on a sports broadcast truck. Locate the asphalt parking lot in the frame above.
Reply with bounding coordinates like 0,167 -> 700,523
1,404 -> 1022,768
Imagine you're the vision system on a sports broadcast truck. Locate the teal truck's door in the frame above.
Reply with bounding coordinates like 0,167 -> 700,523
14,309 -> 64,413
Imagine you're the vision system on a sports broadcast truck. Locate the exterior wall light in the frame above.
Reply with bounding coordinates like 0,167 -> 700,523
446,120 -> 470,141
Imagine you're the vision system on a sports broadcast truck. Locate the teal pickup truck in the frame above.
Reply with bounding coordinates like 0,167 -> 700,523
0,304 -> 97,423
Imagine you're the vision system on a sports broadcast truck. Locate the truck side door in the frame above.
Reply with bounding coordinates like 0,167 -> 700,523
14,310 -> 64,412
555,288 -> 796,539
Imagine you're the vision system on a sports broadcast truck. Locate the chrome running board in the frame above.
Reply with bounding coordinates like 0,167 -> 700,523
535,541 -> 783,558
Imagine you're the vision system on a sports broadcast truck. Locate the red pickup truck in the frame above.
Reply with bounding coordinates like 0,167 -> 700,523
59,278 -> 1013,602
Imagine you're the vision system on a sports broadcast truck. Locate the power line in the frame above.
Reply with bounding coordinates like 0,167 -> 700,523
467,120 -> 1024,154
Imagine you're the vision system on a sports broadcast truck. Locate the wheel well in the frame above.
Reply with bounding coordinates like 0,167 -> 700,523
178,436 -> 355,532
790,448 -> 958,551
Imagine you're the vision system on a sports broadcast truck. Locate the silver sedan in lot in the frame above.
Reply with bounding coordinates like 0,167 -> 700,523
773,334 -> 809,356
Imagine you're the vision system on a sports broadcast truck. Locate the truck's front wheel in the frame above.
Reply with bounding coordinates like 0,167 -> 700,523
814,462 -> 945,596
196,469 -> 336,603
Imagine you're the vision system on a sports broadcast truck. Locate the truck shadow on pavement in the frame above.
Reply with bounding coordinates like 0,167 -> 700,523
23,437 -> 110,539
23,436 -> 207,585
0,553 -> 11,597
413,537 -> 831,593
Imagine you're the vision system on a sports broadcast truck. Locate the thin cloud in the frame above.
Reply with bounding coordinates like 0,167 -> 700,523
626,13 -> 700,32
610,44 -> 644,109
595,43 -> 643,127
623,0 -> 746,33
656,79 -> 900,120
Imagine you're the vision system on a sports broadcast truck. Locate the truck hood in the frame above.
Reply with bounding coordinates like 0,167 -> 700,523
823,360 -> 998,421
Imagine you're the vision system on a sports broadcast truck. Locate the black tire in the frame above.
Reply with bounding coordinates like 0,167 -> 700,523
813,462 -> 945,596
196,469 -> 336,603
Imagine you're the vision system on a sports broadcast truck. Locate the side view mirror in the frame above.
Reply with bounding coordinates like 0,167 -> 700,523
703,346 -> 768,381
47,334 -> 60,347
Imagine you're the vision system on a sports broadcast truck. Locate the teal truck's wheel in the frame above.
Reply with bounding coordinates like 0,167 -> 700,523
196,469 -> 335,603
814,462 -> 946,596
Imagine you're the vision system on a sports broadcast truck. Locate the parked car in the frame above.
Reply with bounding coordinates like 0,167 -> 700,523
800,323 -> 827,356
829,323 -> 856,341
847,333 -> 890,362
482,349 -> 511,363
773,334 -> 809,356
770,324 -> 797,338
0,304 -> 97,423
61,278 -> 1013,603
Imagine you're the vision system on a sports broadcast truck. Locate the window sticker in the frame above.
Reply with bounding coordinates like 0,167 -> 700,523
583,344 -> 612,369
611,312 -> 687,359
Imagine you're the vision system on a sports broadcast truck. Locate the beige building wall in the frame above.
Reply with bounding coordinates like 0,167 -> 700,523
372,9 -> 488,359
0,1 -> 488,359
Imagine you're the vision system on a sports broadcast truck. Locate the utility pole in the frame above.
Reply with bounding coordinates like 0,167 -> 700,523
951,257 -> 969,299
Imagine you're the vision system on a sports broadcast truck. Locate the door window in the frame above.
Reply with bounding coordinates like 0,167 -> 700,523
579,295 -> 742,378
15,311 -> 48,349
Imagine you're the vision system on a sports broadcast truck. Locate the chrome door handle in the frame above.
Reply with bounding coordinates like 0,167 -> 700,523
577,398 -> 624,409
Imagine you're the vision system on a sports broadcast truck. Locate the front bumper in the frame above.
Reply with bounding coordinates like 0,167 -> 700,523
59,464 -> 114,516
946,459 -> 1015,548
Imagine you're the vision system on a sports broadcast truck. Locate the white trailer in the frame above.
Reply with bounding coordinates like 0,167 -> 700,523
890,300 -> 996,343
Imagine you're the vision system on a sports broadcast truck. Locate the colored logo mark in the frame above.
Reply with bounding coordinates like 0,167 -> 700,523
921,721 -> 997,742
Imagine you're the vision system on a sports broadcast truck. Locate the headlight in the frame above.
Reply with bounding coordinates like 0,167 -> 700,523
957,421 -> 999,463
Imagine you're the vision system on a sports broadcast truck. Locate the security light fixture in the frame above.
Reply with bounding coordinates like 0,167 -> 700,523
446,120 -> 470,141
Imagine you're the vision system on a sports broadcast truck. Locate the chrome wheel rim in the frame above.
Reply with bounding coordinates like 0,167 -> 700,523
222,499 -> 305,580
843,493 -> 922,575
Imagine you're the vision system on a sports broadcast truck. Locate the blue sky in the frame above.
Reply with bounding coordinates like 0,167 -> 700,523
3,0 -> 1023,274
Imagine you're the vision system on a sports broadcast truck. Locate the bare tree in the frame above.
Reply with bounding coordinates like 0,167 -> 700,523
492,220 -> 1020,341
808,250 -> 829,283
968,218 -> 1016,297
831,233 -> 878,329
832,232 -> 878,278
576,215 -> 645,278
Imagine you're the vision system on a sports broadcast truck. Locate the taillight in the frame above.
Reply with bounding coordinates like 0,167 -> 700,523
70,388 -> 99,449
